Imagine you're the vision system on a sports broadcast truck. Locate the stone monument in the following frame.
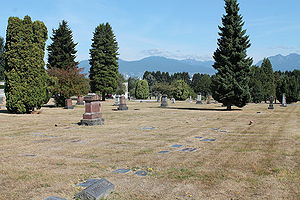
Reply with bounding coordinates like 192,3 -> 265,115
196,94 -> 202,104
207,95 -> 212,104
114,95 -> 120,106
171,98 -> 175,104
281,93 -> 287,107
64,99 -> 74,109
268,96 -> 274,109
76,96 -> 84,105
118,95 -> 128,110
75,178 -> 115,200
80,93 -> 104,125
160,94 -> 168,107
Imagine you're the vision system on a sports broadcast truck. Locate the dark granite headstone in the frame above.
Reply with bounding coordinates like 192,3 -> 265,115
80,94 -> 104,126
134,170 -> 148,176
44,196 -> 67,200
158,150 -> 170,154
268,96 -> 274,109
118,96 -> 128,110
64,99 -> 74,109
180,148 -> 197,152
160,94 -> 168,107
75,178 -> 115,200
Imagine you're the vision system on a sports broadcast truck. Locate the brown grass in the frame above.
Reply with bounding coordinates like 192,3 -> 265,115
0,100 -> 299,200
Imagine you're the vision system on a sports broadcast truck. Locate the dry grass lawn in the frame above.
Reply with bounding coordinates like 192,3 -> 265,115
0,100 -> 299,200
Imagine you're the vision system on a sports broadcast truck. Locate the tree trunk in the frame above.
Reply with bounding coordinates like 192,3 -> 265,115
102,92 -> 105,101
227,105 -> 232,110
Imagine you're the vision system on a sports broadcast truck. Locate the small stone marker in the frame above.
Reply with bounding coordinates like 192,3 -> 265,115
196,94 -> 202,104
64,98 -> 74,109
158,150 -> 170,154
207,95 -> 212,104
201,139 -> 216,142
268,96 -> 274,109
76,96 -> 84,105
281,93 -> 287,107
189,96 -> 192,103
180,148 -> 197,152
80,93 -> 104,126
118,96 -> 128,110
141,126 -> 155,130
160,94 -> 168,107
194,136 -> 203,139
134,170 -> 148,176
171,97 -> 176,104
75,178 -> 115,200
171,144 -> 183,148
77,179 -> 101,187
114,95 -> 120,106
44,196 -> 66,200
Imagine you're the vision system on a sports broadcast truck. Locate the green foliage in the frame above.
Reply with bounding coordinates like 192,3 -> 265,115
115,73 -> 126,95
128,77 -> 139,97
47,20 -> 78,69
89,23 -> 119,100
171,80 -> 192,100
249,66 -> 264,103
4,16 -> 49,113
212,0 -> 252,109
0,37 -> 4,81
171,72 -> 191,86
275,70 -> 300,103
260,58 -> 276,101
48,67 -> 90,106
191,73 -> 211,96
152,82 -> 174,97
135,80 -> 149,99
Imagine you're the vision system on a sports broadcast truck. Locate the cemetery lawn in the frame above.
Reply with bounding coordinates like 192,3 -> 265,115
0,100 -> 299,200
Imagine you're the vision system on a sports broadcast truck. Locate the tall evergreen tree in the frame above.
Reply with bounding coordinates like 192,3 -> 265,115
212,0 -> 252,110
5,16 -> 49,113
89,23 -> 119,100
0,37 -> 4,80
260,58 -> 275,101
249,66 -> 264,103
191,73 -> 212,97
47,20 -> 78,69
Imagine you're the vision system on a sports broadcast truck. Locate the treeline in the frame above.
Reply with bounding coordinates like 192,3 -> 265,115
0,16 -> 119,113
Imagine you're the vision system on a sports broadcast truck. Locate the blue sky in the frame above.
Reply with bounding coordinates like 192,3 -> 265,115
0,0 -> 299,63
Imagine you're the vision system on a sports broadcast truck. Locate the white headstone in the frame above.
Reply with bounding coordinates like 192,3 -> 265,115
281,93 -> 287,107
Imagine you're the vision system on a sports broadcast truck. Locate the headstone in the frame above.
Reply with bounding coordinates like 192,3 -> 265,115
189,96 -> 192,103
80,93 -> 104,126
281,93 -> 287,107
114,95 -> 120,106
160,94 -> 168,107
196,94 -> 202,104
118,96 -> 128,110
75,178 -> 115,200
44,196 -> 67,200
124,82 -> 129,99
171,98 -> 176,104
268,96 -> 274,109
76,96 -> 84,105
207,95 -> 212,104
157,94 -> 161,102
64,99 -> 74,109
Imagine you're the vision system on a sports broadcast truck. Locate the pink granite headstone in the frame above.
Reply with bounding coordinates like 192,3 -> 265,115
118,96 -> 128,110
64,99 -> 74,109
80,93 -> 104,125
76,96 -> 84,105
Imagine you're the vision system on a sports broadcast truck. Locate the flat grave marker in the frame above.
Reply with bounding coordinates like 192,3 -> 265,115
112,169 -> 131,174
134,170 -> 148,176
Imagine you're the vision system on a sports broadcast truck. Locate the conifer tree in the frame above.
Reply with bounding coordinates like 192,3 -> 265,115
135,80 -> 149,99
47,20 -> 78,69
89,23 -> 119,100
5,16 -> 49,113
0,37 -> 4,80
212,0 -> 252,110
260,58 -> 275,101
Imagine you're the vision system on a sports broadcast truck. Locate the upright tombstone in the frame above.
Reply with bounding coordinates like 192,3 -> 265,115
171,98 -> 176,104
189,96 -> 193,103
124,82 -> 129,99
114,95 -> 120,106
268,96 -> 274,109
207,95 -> 212,104
76,96 -> 84,105
281,93 -> 287,107
118,96 -> 128,110
64,99 -> 74,109
160,94 -> 168,107
196,94 -> 202,104
157,94 -> 161,102
80,93 -> 104,126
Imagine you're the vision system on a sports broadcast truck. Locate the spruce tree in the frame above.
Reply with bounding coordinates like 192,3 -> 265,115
0,37 -> 4,80
89,23 -> 119,100
260,58 -> 275,101
5,16 -> 49,113
212,0 -> 252,110
47,20 -> 78,69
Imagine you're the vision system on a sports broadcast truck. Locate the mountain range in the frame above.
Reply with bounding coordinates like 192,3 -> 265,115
79,53 -> 300,77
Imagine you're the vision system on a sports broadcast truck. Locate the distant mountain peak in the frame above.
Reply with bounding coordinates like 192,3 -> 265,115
256,53 -> 300,71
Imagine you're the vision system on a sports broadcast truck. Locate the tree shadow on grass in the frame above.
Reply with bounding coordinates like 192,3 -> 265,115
152,106 -> 242,111
0,109 -> 11,114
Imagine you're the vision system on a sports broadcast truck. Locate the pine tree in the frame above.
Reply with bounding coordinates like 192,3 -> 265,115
0,37 -> 5,80
249,66 -> 264,103
89,23 -> 119,100
260,58 -> 275,101
47,20 -> 78,69
212,0 -> 252,110
4,16 -> 49,113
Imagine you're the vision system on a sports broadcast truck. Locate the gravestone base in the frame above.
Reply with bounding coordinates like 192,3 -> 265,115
268,105 -> 274,109
80,118 -> 104,126
196,100 -> 203,104
118,104 -> 128,110
64,105 -> 74,109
